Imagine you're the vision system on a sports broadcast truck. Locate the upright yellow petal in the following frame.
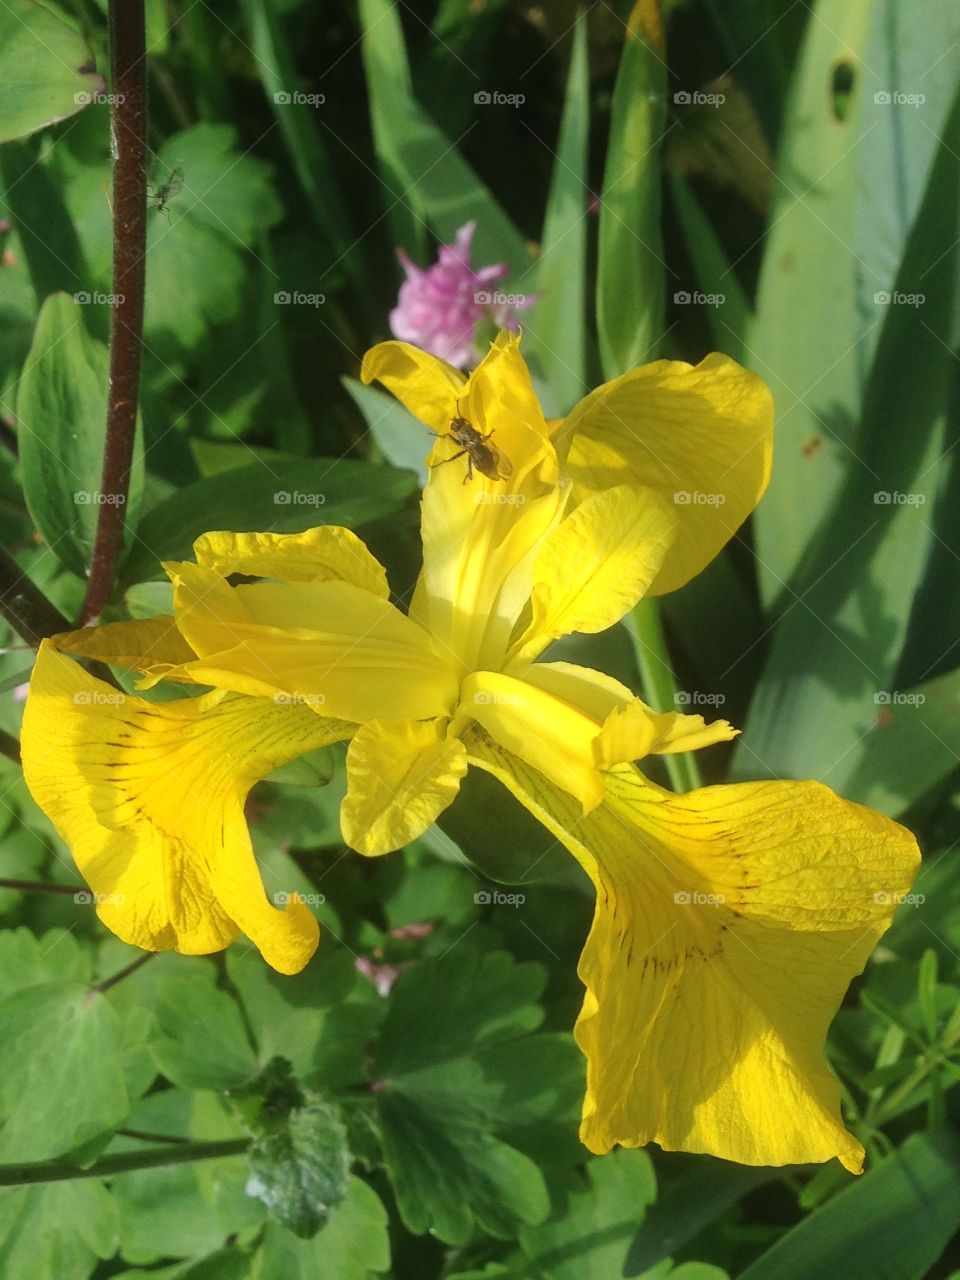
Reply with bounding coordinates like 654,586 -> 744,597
361,340 -> 466,434
509,484 -> 676,664
163,563 -> 458,722
562,353 -> 774,595
193,527 -> 390,598
465,734 -> 919,1171
21,644 -> 354,973
341,718 -> 467,856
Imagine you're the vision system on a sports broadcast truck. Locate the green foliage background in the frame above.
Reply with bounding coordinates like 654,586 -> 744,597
1,0 -> 960,1277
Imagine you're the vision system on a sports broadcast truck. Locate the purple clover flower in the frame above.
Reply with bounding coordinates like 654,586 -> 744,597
389,221 -> 535,368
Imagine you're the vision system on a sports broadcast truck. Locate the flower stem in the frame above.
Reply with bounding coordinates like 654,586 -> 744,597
82,0 -> 148,624
626,598 -> 702,793
0,1139 -> 250,1187
96,951 -> 154,993
0,546 -> 71,645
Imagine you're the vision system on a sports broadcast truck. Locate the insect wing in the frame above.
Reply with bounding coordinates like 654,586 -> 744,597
485,439 -> 513,479
162,167 -> 185,201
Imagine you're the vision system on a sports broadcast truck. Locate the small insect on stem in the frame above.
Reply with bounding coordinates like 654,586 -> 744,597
429,402 -> 513,483
148,166 -> 184,216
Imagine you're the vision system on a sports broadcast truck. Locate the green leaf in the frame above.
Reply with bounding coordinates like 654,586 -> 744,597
750,0 -> 960,598
736,80 -> 960,788
0,0 -> 101,144
246,1102 -> 350,1237
17,292 -> 145,577
737,1130 -> 960,1280
374,949 -> 550,1242
528,11 -> 589,413
0,1180 -> 118,1280
597,16 -> 667,377
341,377 -> 428,484
239,0 -> 366,295
918,949 -> 940,1042
225,947 -> 357,1082
0,982 -> 128,1159
358,0 -> 531,275
253,1176 -> 390,1280
152,976 -> 256,1091
625,1153 -> 772,1274
0,927 -> 91,1001
144,125 -> 282,351
518,1149 -> 657,1280
120,458 -> 417,583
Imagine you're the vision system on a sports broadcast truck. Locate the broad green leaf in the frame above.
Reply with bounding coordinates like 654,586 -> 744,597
747,0 -> 875,598
751,0 -> 960,599
111,1090 -> 261,1264
625,1153 -> 772,1274
737,1130 -> 960,1280
0,926 -> 91,1001
359,0 -> 531,275
0,0 -> 101,144
597,12 -> 667,377
341,377 -> 428,483
518,1149 -> 657,1280
834,665 -> 960,814
0,141 -> 87,304
119,457 -> 417,583
374,949 -> 550,1242
253,1176 -> 390,1280
246,1102 -> 350,1237
668,175 -> 750,363
144,125 -> 282,350
152,976 -> 256,1091
17,292 -> 145,578
0,982 -> 128,1159
736,82 -> 960,787
527,12 -> 589,413
0,1180 -> 118,1280
225,946 -> 358,1082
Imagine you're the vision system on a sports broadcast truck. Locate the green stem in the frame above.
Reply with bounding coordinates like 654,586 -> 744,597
0,1138 -> 250,1186
626,598 -> 702,792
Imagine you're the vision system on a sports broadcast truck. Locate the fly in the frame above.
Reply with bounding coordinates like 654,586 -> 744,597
148,166 -> 184,215
430,406 -> 513,483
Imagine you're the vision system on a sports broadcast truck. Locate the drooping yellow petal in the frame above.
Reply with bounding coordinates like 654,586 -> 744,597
21,644 -> 354,973
49,616 -> 197,679
361,340 -> 466,434
162,562 -> 458,722
465,733 -> 919,1171
509,484 -> 677,664
561,353 -> 774,595
458,671 -> 605,812
193,527 -> 389,599
594,698 -> 738,768
341,718 -> 467,855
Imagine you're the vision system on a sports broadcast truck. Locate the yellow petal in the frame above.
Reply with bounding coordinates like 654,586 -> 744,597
361,340 -> 466,433
50,616 -> 196,678
459,671 -> 604,812
465,734 -> 920,1171
509,484 -> 677,664
164,562 -> 458,722
594,699 -> 738,768
562,353 -> 774,595
21,643 -> 354,973
341,718 -> 467,855
418,343 -> 563,671
193,527 -> 389,598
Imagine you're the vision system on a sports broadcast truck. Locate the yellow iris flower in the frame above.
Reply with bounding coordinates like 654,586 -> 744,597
20,333 -> 918,1173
